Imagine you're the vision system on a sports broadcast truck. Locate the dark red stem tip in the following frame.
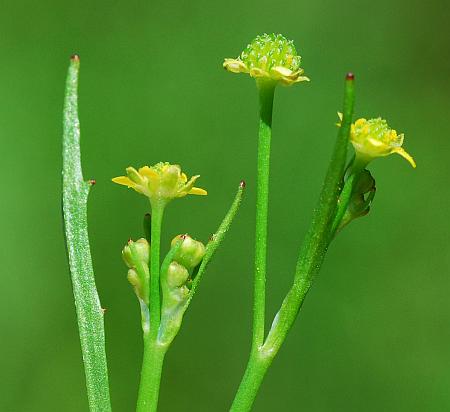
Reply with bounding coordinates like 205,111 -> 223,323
346,72 -> 355,81
71,54 -> 80,62
88,179 -> 96,185
239,180 -> 246,188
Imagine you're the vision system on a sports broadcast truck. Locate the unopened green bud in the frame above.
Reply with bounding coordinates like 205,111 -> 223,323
122,238 -> 150,306
167,261 -> 190,289
122,238 -> 150,268
339,170 -> 376,231
171,235 -> 206,269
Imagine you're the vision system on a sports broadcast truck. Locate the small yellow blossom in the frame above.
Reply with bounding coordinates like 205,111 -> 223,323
223,33 -> 309,86
338,113 -> 416,168
112,162 -> 207,205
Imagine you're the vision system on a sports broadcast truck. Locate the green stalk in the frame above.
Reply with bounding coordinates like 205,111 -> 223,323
253,81 -> 275,350
136,202 -> 165,411
62,55 -> 112,411
136,337 -> 167,412
231,75 -> 355,411
149,203 -> 165,336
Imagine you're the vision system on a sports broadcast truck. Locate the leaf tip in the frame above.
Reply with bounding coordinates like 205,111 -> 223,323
346,72 -> 355,81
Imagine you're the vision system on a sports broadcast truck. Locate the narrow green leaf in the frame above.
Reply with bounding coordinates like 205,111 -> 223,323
62,55 -> 112,412
294,75 -> 355,278
187,180 -> 246,303
263,75 -> 355,355
157,182 -> 245,346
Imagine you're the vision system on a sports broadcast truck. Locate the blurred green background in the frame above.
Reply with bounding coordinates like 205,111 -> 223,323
1,0 -> 449,410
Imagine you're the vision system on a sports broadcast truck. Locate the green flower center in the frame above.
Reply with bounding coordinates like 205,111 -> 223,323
353,118 -> 400,147
239,33 -> 300,73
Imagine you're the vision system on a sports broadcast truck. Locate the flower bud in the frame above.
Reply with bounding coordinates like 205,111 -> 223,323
171,235 -> 206,269
167,261 -> 190,289
122,238 -> 150,305
122,238 -> 150,268
338,170 -> 376,232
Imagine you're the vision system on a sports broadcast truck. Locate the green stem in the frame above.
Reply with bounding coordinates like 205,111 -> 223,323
136,337 -> 167,412
253,81 -> 275,350
136,203 -> 165,411
149,203 -> 165,337
231,75 -> 355,411
230,352 -> 272,412
230,350 -> 274,412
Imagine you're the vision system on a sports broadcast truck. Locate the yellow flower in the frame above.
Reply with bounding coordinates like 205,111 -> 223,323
223,33 -> 310,86
112,162 -> 207,205
338,113 -> 416,168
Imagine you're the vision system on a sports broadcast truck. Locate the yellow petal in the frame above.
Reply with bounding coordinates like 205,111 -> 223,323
249,67 -> 269,78
139,166 -> 158,178
271,66 -> 295,78
177,175 -> 201,197
189,187 -> 208,196
181,173 -> 188,183
112,176 -> 137,188
392,147 -> 416,168
223,58 -> 248,74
